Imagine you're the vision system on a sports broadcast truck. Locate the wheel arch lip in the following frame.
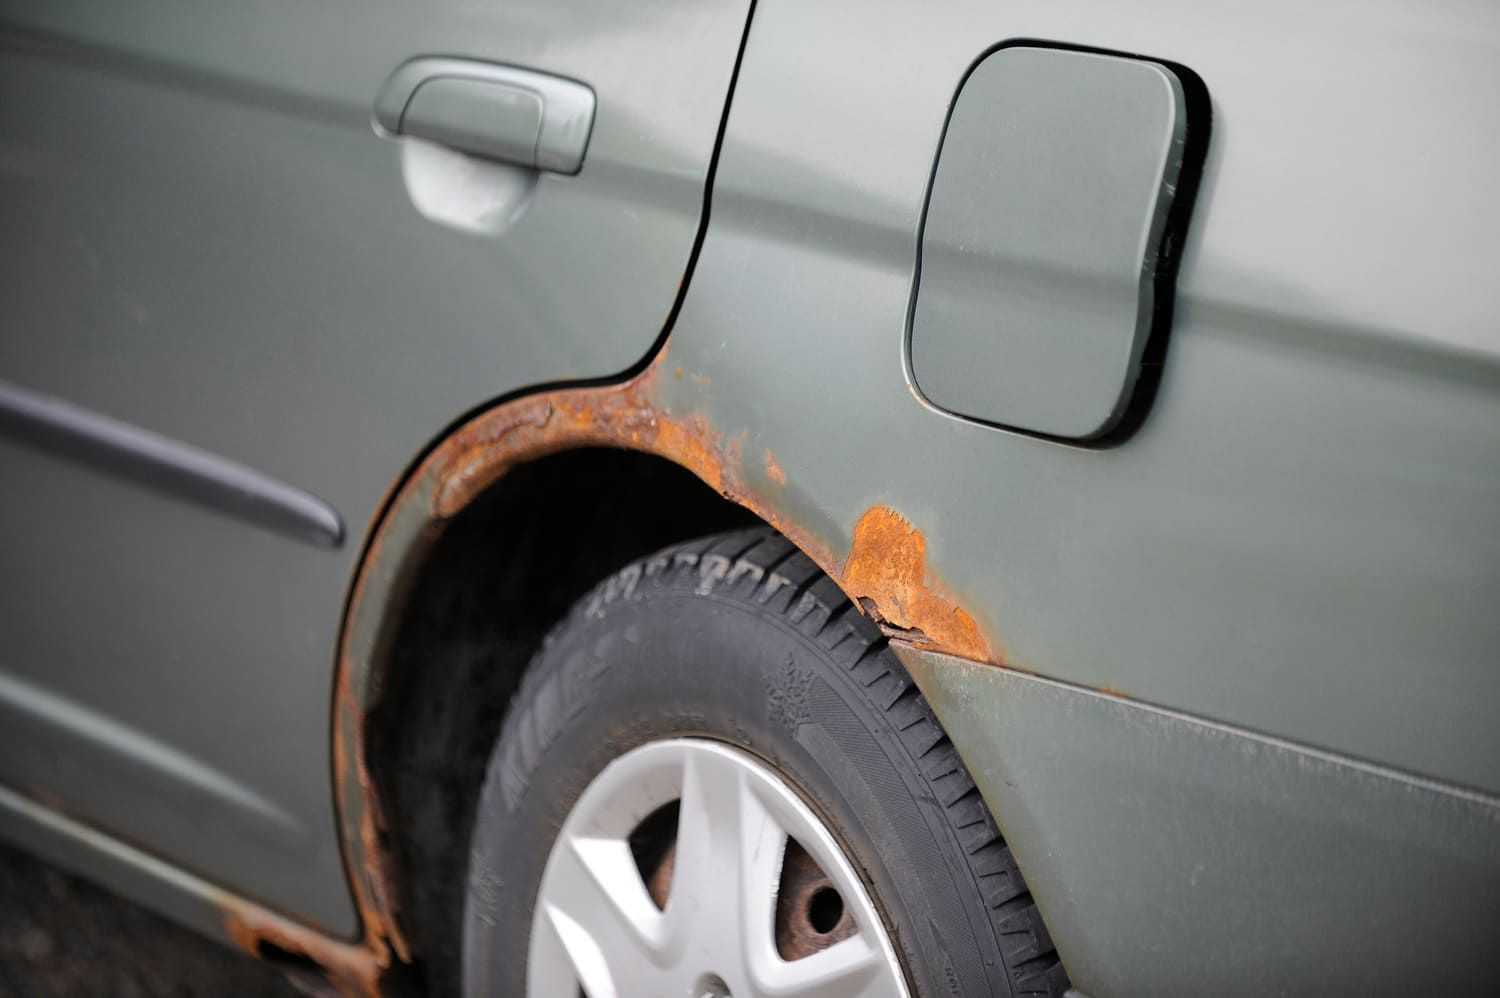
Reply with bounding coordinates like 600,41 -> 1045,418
325,353 -> 1013,981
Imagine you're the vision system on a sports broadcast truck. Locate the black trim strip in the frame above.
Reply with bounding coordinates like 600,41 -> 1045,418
0,379 -> 344,548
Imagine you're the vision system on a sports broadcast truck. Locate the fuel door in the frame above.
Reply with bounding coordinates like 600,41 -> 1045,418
908,45 -> 1205,440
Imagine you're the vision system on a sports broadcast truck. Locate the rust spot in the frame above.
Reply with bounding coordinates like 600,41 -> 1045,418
315,514 -> 417,993
224,903 -> 380,997
427,372 -> 741,518
668,364 -> 710,387
329,358 -> 1003,989
841,506 -> 994,663
764,450 -> 787,487
333,605 -> 411,974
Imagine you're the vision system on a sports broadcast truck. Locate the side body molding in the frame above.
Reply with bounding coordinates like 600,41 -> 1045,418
0,379 -> 343,547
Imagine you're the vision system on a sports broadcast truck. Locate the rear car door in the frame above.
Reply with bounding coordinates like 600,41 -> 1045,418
0,1 -> 750,932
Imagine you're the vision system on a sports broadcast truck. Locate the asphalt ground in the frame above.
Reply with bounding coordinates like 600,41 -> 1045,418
0,840 -> 299,997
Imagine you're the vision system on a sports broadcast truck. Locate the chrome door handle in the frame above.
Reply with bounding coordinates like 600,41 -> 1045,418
373,57 -> 595,174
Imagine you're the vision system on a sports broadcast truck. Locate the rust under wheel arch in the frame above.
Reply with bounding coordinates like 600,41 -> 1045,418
313,354 -> 1002,992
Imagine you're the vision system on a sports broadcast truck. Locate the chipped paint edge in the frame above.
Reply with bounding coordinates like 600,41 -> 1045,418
0,780 -> 381,997
319,356 -> 1006,990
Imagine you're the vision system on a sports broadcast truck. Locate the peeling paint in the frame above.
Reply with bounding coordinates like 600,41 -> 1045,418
427,371 -> 735,517
764,449 -> 787,487
223,902 -> 380,997
325,357 -> 1003,990
330,546 -> 413,982
841,506 -> 994,663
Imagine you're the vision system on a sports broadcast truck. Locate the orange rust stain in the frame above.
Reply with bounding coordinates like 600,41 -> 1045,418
428,367 -> 737,518
351,755 -> 408,965
414,365 -> 837,577
332,359 -> 1005,984
224,905 -> 380,997
764,450 -> 787,487
673,366 -> 683,379
326,519 -> 415,981
839,506 -> 994,663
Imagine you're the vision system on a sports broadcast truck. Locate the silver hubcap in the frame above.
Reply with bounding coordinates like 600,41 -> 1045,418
527,738 -> 909,998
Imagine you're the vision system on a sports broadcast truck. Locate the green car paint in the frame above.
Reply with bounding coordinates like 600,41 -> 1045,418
0,0 -> 753,935
650,1 -> 1500,990
899,648 -> 1500,995
1,0 -> 1498,993
660,0 -> 1500,795
910,45 -> 1191,440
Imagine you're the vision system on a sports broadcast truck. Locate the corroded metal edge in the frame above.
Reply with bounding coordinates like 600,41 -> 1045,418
0,779 -> 381,997
223,902 -> 381,997
306,354 -> 1006,991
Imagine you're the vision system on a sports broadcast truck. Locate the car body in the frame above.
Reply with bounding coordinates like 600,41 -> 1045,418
1,2 -> 1497,995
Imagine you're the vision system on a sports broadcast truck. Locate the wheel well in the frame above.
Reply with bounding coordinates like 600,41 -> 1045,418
364,447 -> 759,990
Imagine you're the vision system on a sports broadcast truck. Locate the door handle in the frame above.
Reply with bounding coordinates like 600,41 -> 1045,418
374,57 -> 595,174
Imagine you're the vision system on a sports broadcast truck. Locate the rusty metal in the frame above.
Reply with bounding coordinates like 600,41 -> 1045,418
775,838 -> 856,960
841,506 -> 995,663
764,449 -> 787,487
328,548 -> 416,980
223,898 -> 381,998
316,353 -> 1003,992
638,823 -> 857,961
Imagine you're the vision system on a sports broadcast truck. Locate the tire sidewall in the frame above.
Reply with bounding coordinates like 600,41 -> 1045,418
464,557 -> 997,996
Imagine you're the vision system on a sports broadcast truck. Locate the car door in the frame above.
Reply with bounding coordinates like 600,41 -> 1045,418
0,1 -> 750,933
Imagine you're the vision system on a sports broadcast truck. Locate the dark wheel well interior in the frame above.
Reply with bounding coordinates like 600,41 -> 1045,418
364,447 -> 758,993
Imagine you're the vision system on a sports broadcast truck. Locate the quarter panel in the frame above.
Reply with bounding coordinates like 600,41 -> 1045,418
652,0 -> 1500,984
661,1 -> 1500,806
901,649 -> 1500,997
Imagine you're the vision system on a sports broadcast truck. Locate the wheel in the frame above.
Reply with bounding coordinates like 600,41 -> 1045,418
462,527 -> 1069,997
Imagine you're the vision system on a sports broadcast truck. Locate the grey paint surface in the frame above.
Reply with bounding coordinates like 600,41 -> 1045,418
911,47 -> 1186,438
0,1 -> 751,931
373,58 -> 597,175
643,3 -> 1500,981
0,782 -> 267,955
900,648 -> 1500,997
0,378 -> 342,547
0,0 -> 1495,987
656,0 -> 1500,797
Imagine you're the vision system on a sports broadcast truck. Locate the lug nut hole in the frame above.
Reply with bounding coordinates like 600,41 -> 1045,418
807,885 -> 844,934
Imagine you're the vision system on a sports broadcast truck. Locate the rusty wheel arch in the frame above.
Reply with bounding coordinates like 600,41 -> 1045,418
259,354 -> 1003,992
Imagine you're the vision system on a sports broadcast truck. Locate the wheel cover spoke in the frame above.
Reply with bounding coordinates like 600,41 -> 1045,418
670,748 -> 786,959
752,934 -> 886,998
528,739 -> 909,998
537,834 -> 664,996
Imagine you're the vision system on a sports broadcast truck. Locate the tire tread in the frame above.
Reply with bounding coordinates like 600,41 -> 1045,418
482,526 -> 1067,996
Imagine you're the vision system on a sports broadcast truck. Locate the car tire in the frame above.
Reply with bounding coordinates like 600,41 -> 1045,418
462,526 -> 1069,997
